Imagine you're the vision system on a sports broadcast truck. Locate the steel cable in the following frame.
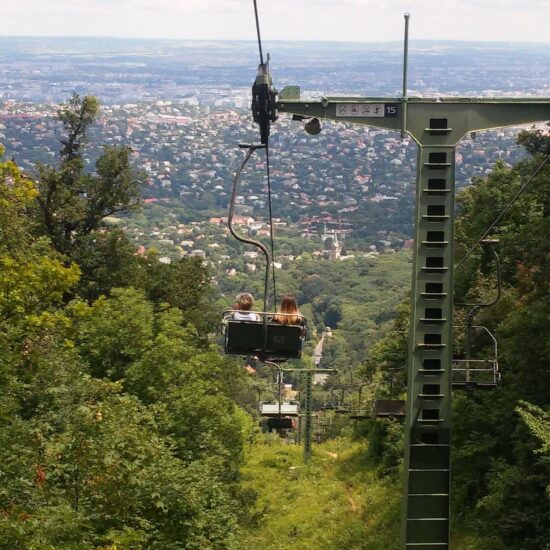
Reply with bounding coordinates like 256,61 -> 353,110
455,153 -> 550,268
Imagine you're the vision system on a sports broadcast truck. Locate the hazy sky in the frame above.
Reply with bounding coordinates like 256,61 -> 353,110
3,0 -> 550,43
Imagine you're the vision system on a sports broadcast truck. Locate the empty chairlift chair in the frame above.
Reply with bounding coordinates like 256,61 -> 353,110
259,401 -> 300,417
452,325 -> 500,390
374,399 -> 407,418
372,369 -> 407,419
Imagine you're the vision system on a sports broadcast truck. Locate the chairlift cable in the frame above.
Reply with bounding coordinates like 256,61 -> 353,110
223,1 -> 307,366
252,0 -> 264,66
228,145 -> 271,311
456,153 -> 549,268
251,0 -> 278,306
265,145 -> 278,306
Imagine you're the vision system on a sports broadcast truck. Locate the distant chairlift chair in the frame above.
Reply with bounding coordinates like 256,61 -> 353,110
452,325 -> 500,390
453,239 -> 502,391
372,367 -> 407,419
374,399 -> 406,418
259,401 -> 300,431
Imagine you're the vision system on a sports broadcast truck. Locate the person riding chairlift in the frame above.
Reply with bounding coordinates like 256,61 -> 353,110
232,293 -> 261,321
272,294 -> 305,330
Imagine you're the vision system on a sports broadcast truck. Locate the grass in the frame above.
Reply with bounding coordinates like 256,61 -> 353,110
237,436 -> 401,550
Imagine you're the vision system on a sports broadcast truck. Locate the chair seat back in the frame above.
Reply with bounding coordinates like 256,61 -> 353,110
224,320 -> 303,360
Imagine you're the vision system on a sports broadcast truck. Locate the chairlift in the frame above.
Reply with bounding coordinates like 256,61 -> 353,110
259,401 -> 300,417
260,401 -> 298,433
222,141 -> 308,362
222,311 -> 307,361
369,366 -> 407,419
452,325 -> 500,390
374,399 -> 406,418
453,239 -> 502,391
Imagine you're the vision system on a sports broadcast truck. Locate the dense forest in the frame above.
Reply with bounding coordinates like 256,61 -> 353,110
361,128 -> 550,548
0,96 -> 256,548
0,94 -> 549,549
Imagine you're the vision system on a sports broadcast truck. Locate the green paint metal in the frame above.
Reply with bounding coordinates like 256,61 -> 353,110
304,370 -> 313,463
276,90 -> 550,548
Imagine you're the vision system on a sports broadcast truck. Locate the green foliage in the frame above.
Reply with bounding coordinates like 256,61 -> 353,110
0,118 -> 253,548
71,288 -> 155,380
237,437 -> 400,550
517,126 -> 550,156
362,419 -> 404,477
517,401 -> 550,456
33,94 -> 145,299
144,255 -> 217,333
69,228 -> 145,299
58,93 -> 100,160
517,401 -> 550,497
450,132 -> 550,547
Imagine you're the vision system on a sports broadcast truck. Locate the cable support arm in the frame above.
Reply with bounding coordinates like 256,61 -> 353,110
228,144 -> 271,311
277,88 -> 550,144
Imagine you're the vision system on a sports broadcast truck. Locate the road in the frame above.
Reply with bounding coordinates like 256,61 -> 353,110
313,334 -> 330,385
314,335 -> 324,366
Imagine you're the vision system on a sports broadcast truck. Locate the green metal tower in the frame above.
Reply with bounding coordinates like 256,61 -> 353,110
303,370 -> 313,463
280,366 -> 335,463
273,69 -> 550,550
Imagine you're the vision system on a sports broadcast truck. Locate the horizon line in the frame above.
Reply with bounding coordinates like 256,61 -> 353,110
0,35 -> 550,47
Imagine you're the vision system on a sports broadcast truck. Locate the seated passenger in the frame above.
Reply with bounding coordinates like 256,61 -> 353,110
272,294 -> 304,326
232,292 -> 261,321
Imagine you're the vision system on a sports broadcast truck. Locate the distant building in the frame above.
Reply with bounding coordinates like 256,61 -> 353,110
322,224 -> 341,260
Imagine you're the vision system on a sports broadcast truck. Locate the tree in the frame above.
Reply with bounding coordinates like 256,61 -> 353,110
144,256 -> 217,334
0,150 -> 254,548
33,94 -> 145,298
449,131 -> 550,548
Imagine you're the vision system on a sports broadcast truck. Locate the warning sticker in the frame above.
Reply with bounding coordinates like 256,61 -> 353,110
335,103 -> 398,118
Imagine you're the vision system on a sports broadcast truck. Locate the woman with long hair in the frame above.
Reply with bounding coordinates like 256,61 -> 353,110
272,294 -> 302,325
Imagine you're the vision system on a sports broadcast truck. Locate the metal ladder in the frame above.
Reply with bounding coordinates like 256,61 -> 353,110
404,143 -> 455,548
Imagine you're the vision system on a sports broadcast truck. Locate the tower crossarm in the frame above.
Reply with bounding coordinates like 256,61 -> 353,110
277,86 -> 550,145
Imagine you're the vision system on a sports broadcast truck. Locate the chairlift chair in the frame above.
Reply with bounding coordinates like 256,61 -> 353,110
453,240 -> 502,390
369,367 -> 407,418
374,399 -> 406,418
452,325 -> 500,390
222,311 -> 307,361
224,139 -> 308,363
259,401 -> 300,417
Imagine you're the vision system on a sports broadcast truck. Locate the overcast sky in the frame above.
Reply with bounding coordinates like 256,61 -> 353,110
3,0 -> 550,43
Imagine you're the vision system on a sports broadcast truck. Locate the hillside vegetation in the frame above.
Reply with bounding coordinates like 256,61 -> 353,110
0,96 -> 252,548
238,436 -> 401,550
1,92 -> 550,550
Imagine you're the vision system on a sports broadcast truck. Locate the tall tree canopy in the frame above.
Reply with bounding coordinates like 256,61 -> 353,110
0,102 -> 254,548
